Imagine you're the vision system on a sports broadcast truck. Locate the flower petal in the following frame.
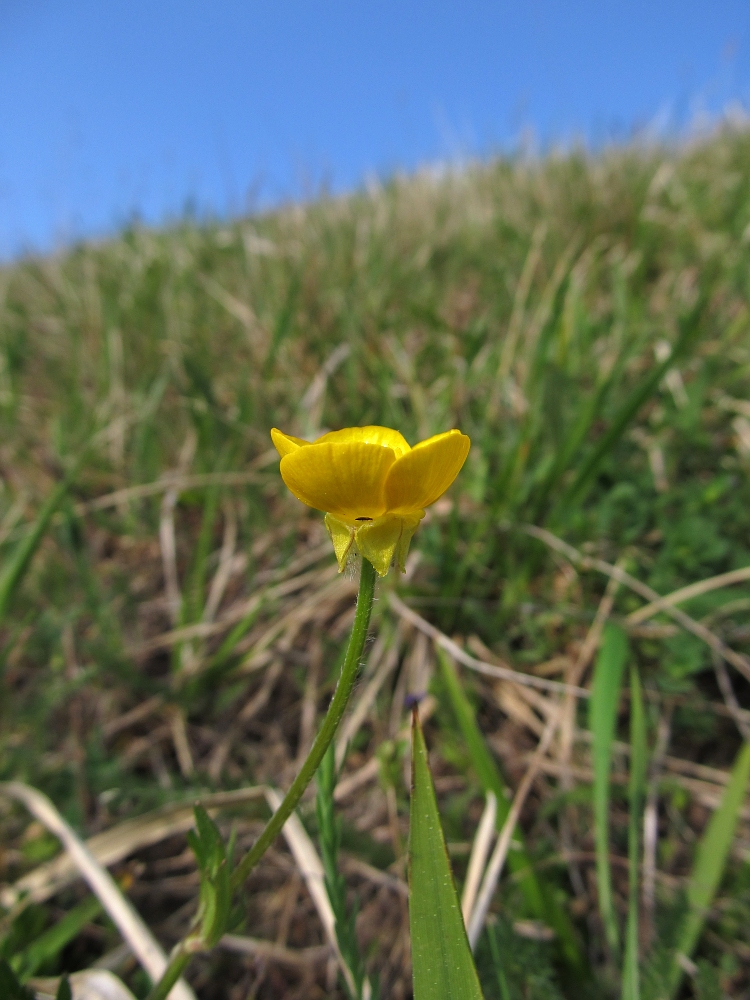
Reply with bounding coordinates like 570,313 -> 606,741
271,428 -> 310,458
325,514 -> 355,573
313,425 -> 411,458
384,429 -> 470,512
279,441 -> 395,520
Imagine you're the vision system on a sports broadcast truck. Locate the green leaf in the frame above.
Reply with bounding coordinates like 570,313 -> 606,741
187,804 -> 231,948
437,649 -> 583,971
0,959 -> 35,999
56,975 -> 72,1000
0,475 -> 72,621
409,709 -> 485,1000
622,666 -> 646,1000
316,743 -> 370,1000
11,893 -> 102,979
668,737 -> 750,996
589,622 -> 629,956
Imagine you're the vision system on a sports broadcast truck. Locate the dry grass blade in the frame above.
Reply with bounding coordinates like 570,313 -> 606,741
389,593 -> 590,698
296,636 -> 323,765
627,565 -> 750,625
263,787 -> 370,999
208,662 -> 284,781
460,791 -> 497,926
236,571 -> 355,673
1,787 -> 266,911
523,525 -> 750,684
467,713 -> 559,950
0,782 -> 196,1000
712,652 -> 750,741
202,499 -> 238,624
333,757 -> 381,801
128,562 -> 337,658
30,969 -> 138,1000
298,341 -> 350,437
167,707 -> 195,779
494,221 -> 547,388
642,707 -> 672,948
218,935 -> 330,968
198,273 -> 261,332
76,472 -> 267,514
159,485 -> 182,629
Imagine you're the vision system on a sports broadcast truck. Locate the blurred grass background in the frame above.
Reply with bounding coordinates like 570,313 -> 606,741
2,126 -> 750,998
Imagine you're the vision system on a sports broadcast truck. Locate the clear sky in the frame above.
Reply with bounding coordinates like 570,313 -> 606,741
1,2 -> 749,260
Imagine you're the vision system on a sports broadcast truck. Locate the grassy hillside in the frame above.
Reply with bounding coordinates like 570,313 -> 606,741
2,127 -> 750,998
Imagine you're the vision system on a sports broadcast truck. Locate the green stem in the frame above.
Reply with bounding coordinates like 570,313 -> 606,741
145,557 -> 377,1000
145,948 -> 192,1000
231,555 -> 376,889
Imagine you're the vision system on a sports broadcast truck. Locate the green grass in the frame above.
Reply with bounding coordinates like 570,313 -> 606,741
2,127 -> 750,997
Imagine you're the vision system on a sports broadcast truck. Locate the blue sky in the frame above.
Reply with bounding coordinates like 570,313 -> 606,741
1,2 -> 749,259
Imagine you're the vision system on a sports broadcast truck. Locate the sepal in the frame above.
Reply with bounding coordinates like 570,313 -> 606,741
325,514 -> 356,572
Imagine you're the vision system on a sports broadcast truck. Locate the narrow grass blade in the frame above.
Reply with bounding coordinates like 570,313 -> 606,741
316,744 -> 371,1000
622,666 -> 646,1000
589,622 -> 629,956
531,365 -> 617,524
438,649 -> 507,800
668,737 -> 750,997
0,959 -> 34,999
554,294 -> 704,515
0,476 -> 71,621
461,792 -> 497,926
409,709 -> 485,1000
486,924 -> 512,1000
184,448 -> 234,627
55,976 -> 72,1000
11,893 -> 102,979
264,273 -> 300,375
205,602 -> 264,673
438,649 -> 583,971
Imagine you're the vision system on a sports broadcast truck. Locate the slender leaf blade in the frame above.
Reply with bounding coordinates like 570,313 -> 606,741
590,622 -> 629,956
437,649 -> 583,970
11,894 -> 102,979
409,709 -> 485,1000
56,976 -> 72,1000
554,293 -> 704,514
622,666 -> 646,1000
0,476 -> 72,621
0,960 -> 34,999
668,738 -> 750,996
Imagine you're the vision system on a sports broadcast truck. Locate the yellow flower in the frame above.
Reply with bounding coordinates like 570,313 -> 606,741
270,425 -> 470,577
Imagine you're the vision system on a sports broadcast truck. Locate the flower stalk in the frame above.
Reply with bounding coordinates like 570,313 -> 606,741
230,555 -> 376,889
145,556 -> 377,1000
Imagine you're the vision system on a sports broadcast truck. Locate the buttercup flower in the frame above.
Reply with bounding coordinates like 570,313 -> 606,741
271,425 -> 471,576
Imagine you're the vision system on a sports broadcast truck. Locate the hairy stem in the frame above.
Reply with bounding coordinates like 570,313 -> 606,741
144,948 -> 192,1000
145,556 -> 377,1000
231,556 -> 376,888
